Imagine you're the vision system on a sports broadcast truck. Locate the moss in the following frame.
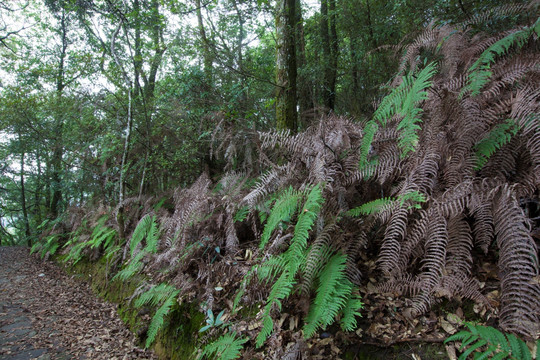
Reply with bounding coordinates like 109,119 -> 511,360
153,302 -> 205,360
56,254 -> 205,359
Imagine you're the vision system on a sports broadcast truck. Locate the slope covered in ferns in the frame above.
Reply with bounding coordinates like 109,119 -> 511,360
39,9 -> 540,358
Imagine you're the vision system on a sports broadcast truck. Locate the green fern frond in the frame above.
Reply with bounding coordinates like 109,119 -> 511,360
372,62 -> 437,157
462,17 -> 540,97
63,240 -> 87,265
260,187 -> 300,249
234,206 -> 250,223
396,62 -> 438,156
340,292 -> 363,332
113,251 -> 145,281
358,120 -> 379,170
303,253 -> 358,338
144,216 -> 160,254
144,289 -> 180,348
301,242 -> 333,295
257,254 -> 287,283
347,191 -> 426,218
130,215 -> 155,256
287,184 -> 324,273
475,119 -> 519,170
347,197 -> 394,217
135,283 -> 179,308
256,270 -> 295,347
444,323 -> 536,360
398,191 -> 426,209
199,332 -> 248,360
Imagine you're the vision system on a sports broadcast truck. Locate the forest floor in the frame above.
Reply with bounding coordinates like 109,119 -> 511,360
0,247 -> 156,360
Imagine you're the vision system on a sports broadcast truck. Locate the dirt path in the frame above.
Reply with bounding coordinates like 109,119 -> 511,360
0,247 -> 156,360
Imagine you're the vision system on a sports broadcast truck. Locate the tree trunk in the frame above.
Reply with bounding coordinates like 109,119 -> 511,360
276,0 -> 298,132
195,0 -> 213,83
321,0 -> 338,111
19,133 -> 31,246
50,8 -> 68,219
295,0 -> 313,128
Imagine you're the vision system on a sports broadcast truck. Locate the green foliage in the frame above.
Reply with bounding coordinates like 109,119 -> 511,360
347,197 -> 394,217
62,217 -> 117,265
87,216 -> 117,250
199,309 -> 226,333
462,17 -> 540,97
113,251 -> 145,281
130,215 -> 160,256
303,253 -> 360,338
114,215 -> 161,281
30,233 -> 61,258
475,119 -> 519,170
347,191 -> 426,217
358,120 -> 379,171
360,62 -> 437,167
134,283 -> 180,348
198,332 -> 248,360
245,184 -> 362,347
260,187 -> 301,249
445,323 -> 539,360
233,206 -> 250,223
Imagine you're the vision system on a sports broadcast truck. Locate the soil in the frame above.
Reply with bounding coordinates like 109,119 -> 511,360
0,247 -> 157,360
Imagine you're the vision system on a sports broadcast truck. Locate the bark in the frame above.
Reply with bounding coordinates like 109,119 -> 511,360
195,0 -> 213,83
111,21 -> 133,242
320,0 -> 338,111
50,8 -> 68,219
295,0 -> 313,128
275,0 -> 298,132
19,134 -> 31,246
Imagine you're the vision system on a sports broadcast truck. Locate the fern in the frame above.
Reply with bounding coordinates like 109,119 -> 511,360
145,289 -> 180,348
256,270 -> 296,347
396,62 -> 438,156
233,206 -> 250,223
135,283 -> 179,308
462,17 -> 540,97
475,119 -> 519,170
113,251 -> 145,281
340,292 -> 363,332
358,120 -> 379,171
260,187 -> 300,249
347,197 -> 395,217
130,215 -> 160,256
347,191 -> 426,217
113,215 -> 160,281
445,323 -> 539,360
255,185 -> 325,347
370,62 -> 437,157
287,184 -> 324,273
31,233 -> 61,259
88,217 -> 117,250
303,253 -> 359,338
252,185 -> 362,346
198,332 -> 248,360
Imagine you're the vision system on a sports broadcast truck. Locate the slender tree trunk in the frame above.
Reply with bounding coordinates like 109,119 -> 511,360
295,0 -> 312,128
19,134 -> 31,246
50,9 -> 68,219
111,21 -> 133,242
276,0 -> 298,132
196,0 -> 213,83
321,0 -> 338,111
34,150 -> 43,226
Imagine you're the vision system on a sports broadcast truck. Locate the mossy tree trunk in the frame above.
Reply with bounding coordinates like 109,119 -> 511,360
276,0 -> 298,133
